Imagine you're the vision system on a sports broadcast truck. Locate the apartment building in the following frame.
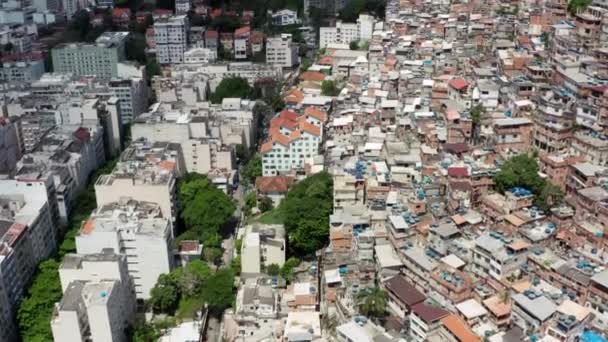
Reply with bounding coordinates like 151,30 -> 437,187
319,14 -> 374,48
175,0 -> 191,14
0,118 -> 21,176
132,104 -> 245,175
0,222 -> 37,342
241,224 -> 286,274
1,57 -> 44,85
95,140 -> 182,222
266,34 -> 298,68
260,109 -> 324,176
471,234 -> 530,284
75,199 -> 173,299
51,280 -> 135,342
154,15 -> 189,64
234,26 -> 250,60
0,182 -> 57,261
587,270 -> 608,330
52,251 -> 136,342
409,303 -> 450,342
0,185 -> 57,342
511,292 -> 557,332
492,118 -> 534,155
184,47 -> 218,64
52,32 -> 129,79
271,9 -> 299,26
383,275 -> 426,324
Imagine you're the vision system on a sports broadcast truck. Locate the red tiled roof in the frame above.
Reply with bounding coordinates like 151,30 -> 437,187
271,116 -> 297,131
284,89 -> 304,103
179,240 -> 200,252
304,106 -> 327,122
299,71 -> 326,82
297,119 -> 321,136
206,30 -> 218,38
251,31 -> 265,43
255,176 -> 294,193
73,127 -> 90,142
448,78 -> 468,90
211,8 -> 222,17
318,56 -> 334,65
384,276 -> 426,307
441,314 -> 481,342
448,166 -> 469,178
278,110 -> 298,122
112,7 -> 131,17
1,52 -> 44,63
154,9 -> 173,15
234,26 -> 250,37
412,303 -> 450,323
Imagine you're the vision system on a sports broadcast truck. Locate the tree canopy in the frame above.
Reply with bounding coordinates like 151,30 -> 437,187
210,77 -> 253,104
356,287 -> 388,318
179,173 -> 236,236
321,80 -> 339,96
567,0 -> 592,15
494,153 -> 564,211
17,260 -> 63,342
242,155 -> 262,185
177,173 -> 235,263
279,172 -> 333,255
339,0 -> 385,21
149,262 -> 234,316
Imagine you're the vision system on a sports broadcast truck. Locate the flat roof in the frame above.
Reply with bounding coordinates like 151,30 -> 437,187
456,299 -> 488,319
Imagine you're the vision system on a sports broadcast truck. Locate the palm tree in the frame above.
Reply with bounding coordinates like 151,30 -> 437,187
322,314 -> 339,338
356,287 -> 388,318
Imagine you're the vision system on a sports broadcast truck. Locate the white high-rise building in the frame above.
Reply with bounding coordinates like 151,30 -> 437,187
75,199 -> 173,299
319,14 -> 375,48
175,0 -> 191,14
51,280 -> 135,342
266,34 -> 299,68
52,251 -> 136,342
154,15 -> 189,64
241,232 -> 261,274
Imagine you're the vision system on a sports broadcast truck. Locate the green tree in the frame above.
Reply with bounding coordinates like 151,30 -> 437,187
174,260 -> 212,296
245,191 -> 257,211
149,273 -> 180,314
339,0 -> 365,21
210,77 -> 252,103
235,144 -> 247,163
280,172 -> 333,255
126,33 -> 147,64
146,59 -> 161,80
203,247 -> 223,264
349,40 -> 359,50
210,15 -> 242,32
69,10 -> 92,41
301,58 -> 312,71
200,268 -> 236,314
356,287 -> 388,318
242,155 -> 262,185
280,257 -> 301,283
321,80 -> 339,96
359,40 -> 370,51
231,255 -> 241,274
266,263 -> 281,276
131,320 -> 160,342
469,104 -> 485,142
179,173 -> 236,237
17,260 -> 62,342
568,0 -> 592,15
258,196 -> 274,212
494,153 -> 564,211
